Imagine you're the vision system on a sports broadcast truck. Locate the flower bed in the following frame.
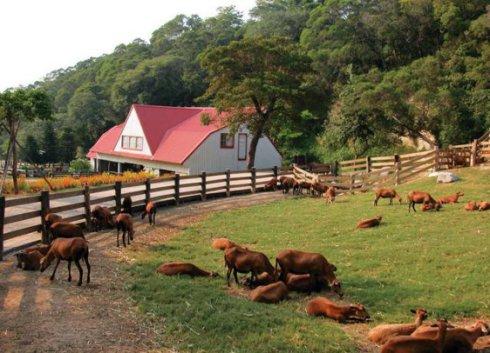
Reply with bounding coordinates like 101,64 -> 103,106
2,171 -> 154,194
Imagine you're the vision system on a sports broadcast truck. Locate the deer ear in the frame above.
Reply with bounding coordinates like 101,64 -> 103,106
410,309 -> 416,314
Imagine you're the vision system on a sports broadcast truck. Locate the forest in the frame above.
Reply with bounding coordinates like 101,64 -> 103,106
4,0 -> 489,165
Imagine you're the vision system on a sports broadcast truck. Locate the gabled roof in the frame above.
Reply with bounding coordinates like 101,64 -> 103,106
87,104 -> 223,164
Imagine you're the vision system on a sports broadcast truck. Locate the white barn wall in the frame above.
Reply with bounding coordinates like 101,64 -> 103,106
114,108 -> 152,156
183,127 -> 282,174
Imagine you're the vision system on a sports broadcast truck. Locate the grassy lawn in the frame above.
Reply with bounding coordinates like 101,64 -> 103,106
126,167 -> 490,353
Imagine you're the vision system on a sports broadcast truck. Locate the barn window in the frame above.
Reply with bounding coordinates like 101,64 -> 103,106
220,133 -> 234,149
121,135 -> 143,151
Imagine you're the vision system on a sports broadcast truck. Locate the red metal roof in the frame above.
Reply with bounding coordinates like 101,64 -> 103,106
87,104 -> 223,165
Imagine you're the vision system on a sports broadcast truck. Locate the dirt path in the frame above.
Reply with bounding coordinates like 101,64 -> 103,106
0,192 -> 287,353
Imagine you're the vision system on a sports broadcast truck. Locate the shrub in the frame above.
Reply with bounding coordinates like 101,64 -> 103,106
68,158 -> 92,173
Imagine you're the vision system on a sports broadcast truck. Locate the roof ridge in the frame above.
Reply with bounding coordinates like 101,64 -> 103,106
132,103 -> 211,110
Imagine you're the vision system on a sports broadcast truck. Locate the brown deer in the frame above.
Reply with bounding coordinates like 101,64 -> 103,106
141,200 -> 156,225
374,188 -> 402,206
306,297 -> 370,323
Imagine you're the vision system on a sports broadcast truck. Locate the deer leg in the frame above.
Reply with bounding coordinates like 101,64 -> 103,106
390,197 -> 393,205
75,259 -> 83,286
226,267 -> 232,286
83,252 -> 91,284
233,268 -> 239,285
50,258 -> 61,281
117,227 -> 120,247
67,260 -> 72,282
122,230 -> 126,247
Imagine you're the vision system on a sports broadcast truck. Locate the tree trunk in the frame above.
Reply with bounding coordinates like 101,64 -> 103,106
11,134 -> 19,194
247,117 -> 267,170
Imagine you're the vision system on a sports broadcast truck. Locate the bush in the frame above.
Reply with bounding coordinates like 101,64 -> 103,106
68,158 -> 92,173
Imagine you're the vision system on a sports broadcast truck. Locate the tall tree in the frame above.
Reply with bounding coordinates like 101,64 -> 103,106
199,36 -> 313,169
41,121 -> 58,163
58,127 -> 76,163
21,135 -> 41,164
0,88 -> 51,193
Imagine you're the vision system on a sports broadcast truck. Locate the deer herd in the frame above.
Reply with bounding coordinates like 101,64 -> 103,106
11,174 -> 489,353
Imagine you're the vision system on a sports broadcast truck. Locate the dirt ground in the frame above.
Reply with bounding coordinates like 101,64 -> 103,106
0,192 -> 286,353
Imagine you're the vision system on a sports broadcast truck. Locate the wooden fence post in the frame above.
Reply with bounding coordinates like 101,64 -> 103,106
394,155 -> 401,185
251,168 -> 256,193
470,139 -> 478,166
40,190 -> 50,243
349,174 -> 355,194
273,166 -> 278,179
145,178 -> 151,205
0,196 -> 4,261
434,146 -> 440,171
115,181 -> 122,213
225,169 -> 231,197
174,174 -> 180,205
201,172 -> 207,201
83,185 -> 91,231
366,156 -> 371,173
333,161 -> 339,176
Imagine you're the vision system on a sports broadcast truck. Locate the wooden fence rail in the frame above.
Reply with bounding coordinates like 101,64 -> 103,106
0,166 -> 283,260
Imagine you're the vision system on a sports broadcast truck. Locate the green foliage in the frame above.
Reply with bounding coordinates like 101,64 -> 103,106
11,1 -> 487,164
41,121 -> 58,163
21,134 -> 41,164
58,127 -> 76,163
127,168 -> 490,352
68,158 -> 91,173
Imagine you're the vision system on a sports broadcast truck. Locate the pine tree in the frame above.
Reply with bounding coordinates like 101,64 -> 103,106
22,135 -> 41,164
58,127 -> 76,162
41,121 -> 58,163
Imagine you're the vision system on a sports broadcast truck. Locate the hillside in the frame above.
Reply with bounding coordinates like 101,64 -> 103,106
10,0 -> 490,164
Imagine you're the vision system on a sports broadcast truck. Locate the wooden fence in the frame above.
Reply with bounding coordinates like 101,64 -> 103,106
0,167 -> 289,260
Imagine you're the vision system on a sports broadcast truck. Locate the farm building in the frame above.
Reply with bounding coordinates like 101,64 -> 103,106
87,104 -> 282,175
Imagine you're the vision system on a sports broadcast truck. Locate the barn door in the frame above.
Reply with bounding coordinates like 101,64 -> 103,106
238,133 -> 247,161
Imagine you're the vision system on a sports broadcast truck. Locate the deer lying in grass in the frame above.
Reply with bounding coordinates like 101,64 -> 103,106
380,319 -> 448,353
368,308 -> 429,345
249,281 -> 289,303
438,192 -> 464,204
306,297 -> 370,323
156,262 -> 218,277
357,216 -> 383,228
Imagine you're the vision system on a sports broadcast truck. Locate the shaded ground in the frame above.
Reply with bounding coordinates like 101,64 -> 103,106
0,192 -> 286,353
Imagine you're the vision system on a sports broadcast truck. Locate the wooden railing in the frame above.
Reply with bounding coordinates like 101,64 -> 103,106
0,167 -> 288,260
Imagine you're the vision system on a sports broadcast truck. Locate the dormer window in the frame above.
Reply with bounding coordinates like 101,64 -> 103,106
122,135 -> 143,151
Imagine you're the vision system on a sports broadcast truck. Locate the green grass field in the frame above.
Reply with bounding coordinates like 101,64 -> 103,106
126,168 -> 490,353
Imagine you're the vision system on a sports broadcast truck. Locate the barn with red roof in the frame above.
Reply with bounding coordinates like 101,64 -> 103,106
87,104 -> 282,175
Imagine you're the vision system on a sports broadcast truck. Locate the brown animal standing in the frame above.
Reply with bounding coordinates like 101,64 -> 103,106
325,186 -> 336,203
211,238 -> 240,251
407,191 -> 442,213
224,246 -> 275,286
464,201 -> 479,211
275,249 -> 343,297
40,237 -> 91,286
264,177 -> 278,191
121,196 -> 133,215
479,201 -> 490,211
311,181 -> 328,197
374,188 -> 402,206
49,222 -> 85,240
368,308 -> 429,345
438,192 -> 464,204
306,297 -> 370,323
279,176 -> 296,194
249,281 -> 289,303
298,180 -> 312,195
156,262 -> 218,277
115,213 -> 134,247
357,216 -> 382,228
380,319 -> 448,353
285,273 -> 327,293
91,205 -> 115,230
411,320 -> 489,353
141,200 -> 156,225
43,213 -> 63,239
